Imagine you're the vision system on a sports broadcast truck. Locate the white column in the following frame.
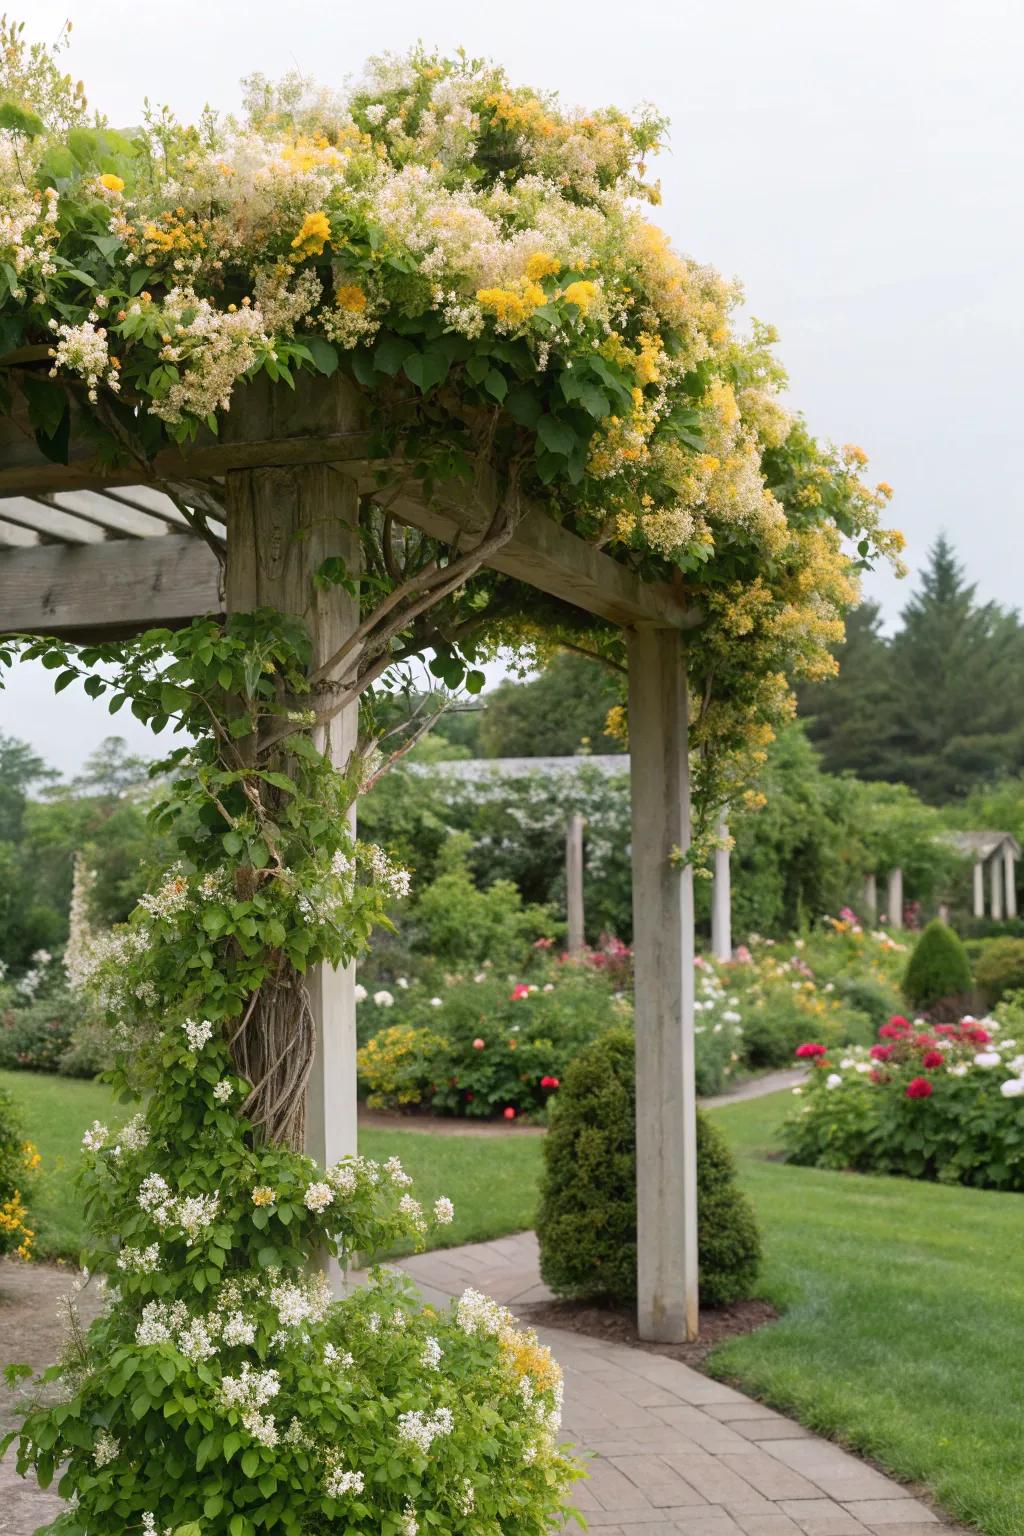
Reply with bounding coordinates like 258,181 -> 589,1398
887,867 -> 904,929
566,812 -> 586,957
711,819 -> 732,962
990,855 -> 1004,922
1004,847 -> 1018,919
863,872 -> 878,923
627,627 -> 697,1343
225,461 -> 360,1169
973,861 -> 986,919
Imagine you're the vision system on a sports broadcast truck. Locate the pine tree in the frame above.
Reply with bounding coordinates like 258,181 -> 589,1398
799,600 -> 895,777
882,535 -> 1024,800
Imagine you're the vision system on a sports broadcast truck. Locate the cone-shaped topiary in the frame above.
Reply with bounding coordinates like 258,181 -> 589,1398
536,1028 -> 761,1307
903,918 -> 973,1011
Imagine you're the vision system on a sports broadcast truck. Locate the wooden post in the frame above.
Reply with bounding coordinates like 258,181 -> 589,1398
973,861 -> 986,919
225,459 -> 360,1171
566,812 -> 586,957
887,867 -> 904,929
990,855 -> 1004,922
1004,846 -> 1018,919
711,818 -> 732,961
863,872 -> 878,923
627,627 -> 697,1344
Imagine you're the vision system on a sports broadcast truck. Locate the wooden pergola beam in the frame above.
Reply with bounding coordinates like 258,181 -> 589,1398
0,532 -> 221,637
0,374 -> 698,633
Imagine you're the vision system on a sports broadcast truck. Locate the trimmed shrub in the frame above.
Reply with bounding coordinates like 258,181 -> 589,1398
973,937 -> 1024,1007
902,919 -> 973,1011
356,1024 -> 450,1108
536,1029 -> 761,1307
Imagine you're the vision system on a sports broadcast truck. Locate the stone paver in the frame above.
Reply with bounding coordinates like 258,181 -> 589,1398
0,1233 -> 965,1536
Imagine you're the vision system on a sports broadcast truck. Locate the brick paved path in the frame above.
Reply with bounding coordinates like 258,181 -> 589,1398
396,1234 -> 960,1536
1,1235 -> 960,1536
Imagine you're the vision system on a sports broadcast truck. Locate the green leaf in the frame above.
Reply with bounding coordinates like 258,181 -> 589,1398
350,348 -> 378,388
505,386 -> 542,429
298,334 -> 339,377
403,351 -> 450,393
373,335 -> 415,376
536,416 -> 576,457
0,99 -> 44,137
241,1448 -> 260,1478
21,374 -> 67,441
483,369 -> 508,403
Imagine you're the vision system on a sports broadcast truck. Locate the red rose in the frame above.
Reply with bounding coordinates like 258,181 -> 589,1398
540,1075 -> 560,1090
795,1042 -> 827,1059
870,1069 -> 885,1084
870,1044 -> 893,1061
472,1037 -> 485,1050
922,1049 -> 944,1070
966,1027 -> 991,1045
503,1106 -> 517,1119
510,983 -> 531,1001
906,1076 -> 933,1099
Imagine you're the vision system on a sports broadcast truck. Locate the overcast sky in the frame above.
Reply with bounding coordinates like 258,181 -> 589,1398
3,0 -> 1022,775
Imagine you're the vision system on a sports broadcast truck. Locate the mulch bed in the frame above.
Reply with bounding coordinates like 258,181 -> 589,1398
519,1295 -> 778,1367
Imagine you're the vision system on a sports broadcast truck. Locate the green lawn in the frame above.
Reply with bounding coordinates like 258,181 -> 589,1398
5,1069 -> 1024,1534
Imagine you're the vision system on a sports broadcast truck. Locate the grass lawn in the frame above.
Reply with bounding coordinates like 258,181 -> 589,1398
708,1090 -> 1024,1536
5,1070 -> 1024,1534
0,1070 -> 544,1263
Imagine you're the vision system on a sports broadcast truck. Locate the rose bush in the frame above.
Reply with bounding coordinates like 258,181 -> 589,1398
782,1012 -> 1024,1190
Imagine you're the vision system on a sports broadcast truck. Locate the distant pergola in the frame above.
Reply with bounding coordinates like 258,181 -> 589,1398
946,831 -> 1020,921
0,373 -> 702,1342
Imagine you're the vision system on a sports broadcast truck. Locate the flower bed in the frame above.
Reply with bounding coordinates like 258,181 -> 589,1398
782,1012 -> 1024,1190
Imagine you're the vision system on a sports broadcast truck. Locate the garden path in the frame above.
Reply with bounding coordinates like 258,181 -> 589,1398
0,1234 -> 961,1536
357,1068 -> 808,1138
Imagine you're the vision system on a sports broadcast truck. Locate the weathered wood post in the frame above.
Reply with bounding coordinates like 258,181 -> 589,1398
566,811 -> 586,957
1004,845 -> 1018,919
886,867 -> 904,929
973,861 -> 986,919
863,872 -> 878,923
224,377 -> 362,1171
990,854 -> 1004,922
711,818 -> 732,961
627,627 -> 697,1343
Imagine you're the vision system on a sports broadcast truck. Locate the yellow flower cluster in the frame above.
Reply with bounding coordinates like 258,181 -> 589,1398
251,1185 -> 276,1207
291,210 -> 331,258
476,282 -> 546,328
499,1326 -> 563,1395
0,1190 -> 33,1260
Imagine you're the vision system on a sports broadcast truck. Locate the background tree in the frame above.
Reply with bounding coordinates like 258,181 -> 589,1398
478,652 -> 625,758
798,600 -> 895,777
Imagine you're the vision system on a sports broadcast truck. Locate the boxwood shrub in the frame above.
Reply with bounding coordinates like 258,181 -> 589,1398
536,1028 -> 761,1307
903,919 -> 973,1012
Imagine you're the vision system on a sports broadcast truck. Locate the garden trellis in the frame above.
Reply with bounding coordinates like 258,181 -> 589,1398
0,369 -> 705,1341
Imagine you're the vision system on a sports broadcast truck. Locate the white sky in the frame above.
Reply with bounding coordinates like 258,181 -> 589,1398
3,0 -> 1023,775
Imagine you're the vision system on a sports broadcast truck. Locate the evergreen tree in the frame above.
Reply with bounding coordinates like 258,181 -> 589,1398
882,535 -> 1024,801
799,600 -> 895,777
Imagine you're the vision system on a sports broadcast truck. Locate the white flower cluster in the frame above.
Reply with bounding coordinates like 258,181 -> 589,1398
456,1287 -> 510,1338
182,1018 -> 214,1052
117,1242 -> 161,1275
323,1455 -> 365,1498
213,1080 -> 234,1103
420,1335 -> 443,1370
92,1430 -> 120,1468
364,843 -> 412,900
303,1181 -> 334,1212
138,1172 -> 220,1246
218,1362 -> 282,1448
396,1405 -> 454,1454
82,1120 -> 109,1152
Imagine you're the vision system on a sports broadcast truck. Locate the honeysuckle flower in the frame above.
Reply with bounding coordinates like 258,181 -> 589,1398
433,1196 -> 455,1224
251,1186 -> 276,1207
304,1182 -> 334,1212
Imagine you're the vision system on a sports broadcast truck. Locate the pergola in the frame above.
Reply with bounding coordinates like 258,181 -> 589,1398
0,371 -> 701,1342
946,831 -> 1020,921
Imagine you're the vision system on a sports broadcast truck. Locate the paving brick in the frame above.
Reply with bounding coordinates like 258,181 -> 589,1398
717,1452 -> 823,1501
840,1503 -> 937,1526
730,1516 -> 802,1535
777,1497 -> 870,1533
